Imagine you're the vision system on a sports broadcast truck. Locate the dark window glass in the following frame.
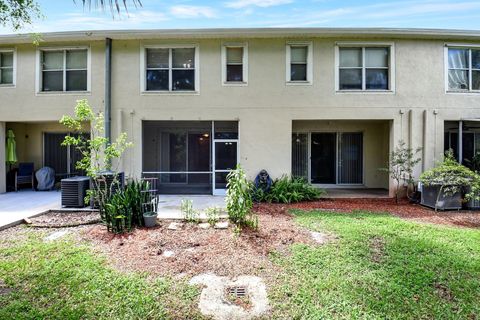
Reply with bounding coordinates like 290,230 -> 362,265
366,69 -> 388,90
66,70 -> 87,91
291,64 -> 307,81
473,71 -> 480,90
226,65 -> 243,82
172,70 -> 195,91
339,69 -> 362,89
42,71 -> 63,91
146,70 -> 169,91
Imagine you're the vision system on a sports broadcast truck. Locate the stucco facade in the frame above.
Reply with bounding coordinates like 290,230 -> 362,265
1,28 -> 480,195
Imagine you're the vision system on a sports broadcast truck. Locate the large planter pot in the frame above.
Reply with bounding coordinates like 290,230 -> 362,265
143,212 -> 158,228
464,186 -> 480,210
420,184 -> 462,210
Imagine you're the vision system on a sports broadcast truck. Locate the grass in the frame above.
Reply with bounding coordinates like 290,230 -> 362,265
0,232 -> 204,320
269,210 -> 480,319
1,211 -> 480,319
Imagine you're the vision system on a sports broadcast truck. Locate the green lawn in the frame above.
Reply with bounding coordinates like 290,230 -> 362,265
1,211 -> 479,319
269,210 -> 480,319
0,234 -> 204,320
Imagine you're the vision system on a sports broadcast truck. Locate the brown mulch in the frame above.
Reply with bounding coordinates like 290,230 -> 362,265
255,198 -> 480,229
81,212 -> 315,278
29,211 -> 101,228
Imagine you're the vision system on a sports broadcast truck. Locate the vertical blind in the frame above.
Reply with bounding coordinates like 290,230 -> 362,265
291,133 -> 308,179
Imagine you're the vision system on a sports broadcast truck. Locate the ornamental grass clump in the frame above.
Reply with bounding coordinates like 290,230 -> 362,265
420,150 -> 480,210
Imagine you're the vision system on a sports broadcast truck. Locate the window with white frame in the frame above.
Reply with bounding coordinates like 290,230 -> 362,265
286,42 -> 312,83
222,43 -> 247,84
0,50 -> 14,85
145,47 -> 196,91
337,46 -> 391,91
40,49 -> 88,92
447,47 -> 480,91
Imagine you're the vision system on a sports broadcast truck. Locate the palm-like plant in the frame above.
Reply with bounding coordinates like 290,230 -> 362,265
75,0 -> 142,15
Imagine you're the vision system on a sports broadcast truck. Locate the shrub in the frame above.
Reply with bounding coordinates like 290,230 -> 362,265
205,206 -> 221,226
420,150 -> 480,210
103,179 -> 152,233
181,199 -> 199,223
226,165 -> 258,232
254,175 -> 325,203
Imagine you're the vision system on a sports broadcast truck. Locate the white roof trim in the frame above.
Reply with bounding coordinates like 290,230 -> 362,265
1,27 -> 480,44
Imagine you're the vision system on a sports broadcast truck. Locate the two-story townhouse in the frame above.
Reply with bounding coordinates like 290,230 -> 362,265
1,28 -> 480,196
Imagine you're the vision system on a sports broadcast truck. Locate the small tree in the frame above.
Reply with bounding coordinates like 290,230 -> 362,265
380,140 -> 421,203
225,165 -> 258,234
60,99 -> 132,221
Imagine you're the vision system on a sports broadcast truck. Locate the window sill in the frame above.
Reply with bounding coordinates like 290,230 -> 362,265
141,90 -> 200,96
222,81 -> 248,87
446,90 -> 480,95
36,91 -> 91,96
286,81 -> 312,86
335,90 -> 395,95
0,84 -> 15,88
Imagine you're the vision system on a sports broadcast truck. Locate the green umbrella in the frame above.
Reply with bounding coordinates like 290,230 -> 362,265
6,129 -> 17,165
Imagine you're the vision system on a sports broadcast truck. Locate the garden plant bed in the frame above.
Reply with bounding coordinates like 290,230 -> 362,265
255,198 -> 480,228
82,212 -> 315,278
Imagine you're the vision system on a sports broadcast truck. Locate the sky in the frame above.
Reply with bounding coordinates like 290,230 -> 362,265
1,0 -> 480,34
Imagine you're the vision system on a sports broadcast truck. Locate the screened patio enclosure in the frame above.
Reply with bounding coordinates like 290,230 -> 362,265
142,121 -> 239,194
444,120 -> 480,167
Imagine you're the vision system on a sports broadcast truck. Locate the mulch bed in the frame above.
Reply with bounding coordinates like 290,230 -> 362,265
29,211 -> 101,228
82,212 -> 315,278
255,198 -> 480,228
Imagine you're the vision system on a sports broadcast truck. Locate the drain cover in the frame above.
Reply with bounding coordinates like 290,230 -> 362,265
228,286 -> 247,297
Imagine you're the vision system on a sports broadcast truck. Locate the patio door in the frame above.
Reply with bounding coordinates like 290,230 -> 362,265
293,132 -> 363,185
213,122 -> 239,195
44,132 -> 89,181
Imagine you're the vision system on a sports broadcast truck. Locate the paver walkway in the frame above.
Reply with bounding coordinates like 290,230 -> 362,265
0,190 -> 60,230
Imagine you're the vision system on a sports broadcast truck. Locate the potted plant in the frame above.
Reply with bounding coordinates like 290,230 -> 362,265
419,150 -> 477,211
143,211 -> 158,228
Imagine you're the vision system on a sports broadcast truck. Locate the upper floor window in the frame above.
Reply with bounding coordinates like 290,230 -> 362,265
447,47 -> 480,92
286,42 -> 312,84
145,47 -> 196,92
40,48 -> 88,92
337,45 -> 393,91
0,50 -> 14,86
222,43 -> 247,85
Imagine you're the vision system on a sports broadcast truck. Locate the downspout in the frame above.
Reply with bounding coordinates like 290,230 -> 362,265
458,120 -> 463,164
105,38 -> 112,144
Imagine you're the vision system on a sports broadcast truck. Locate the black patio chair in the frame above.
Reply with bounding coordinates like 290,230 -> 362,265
15,162 -> 35,191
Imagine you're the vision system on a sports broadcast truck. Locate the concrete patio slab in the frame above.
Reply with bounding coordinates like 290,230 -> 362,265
157,195 -> 227,220
0,190 -> 61,230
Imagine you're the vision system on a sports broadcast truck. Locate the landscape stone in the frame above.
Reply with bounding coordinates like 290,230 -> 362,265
214,221 -> 229,229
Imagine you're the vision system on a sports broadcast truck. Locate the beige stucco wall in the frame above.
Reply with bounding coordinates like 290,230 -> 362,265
2,35 -> 480,195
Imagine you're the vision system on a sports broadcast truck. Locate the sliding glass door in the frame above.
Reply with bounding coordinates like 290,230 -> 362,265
292,132 -> 363,185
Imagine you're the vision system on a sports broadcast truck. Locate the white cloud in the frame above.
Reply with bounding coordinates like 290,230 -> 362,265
170,5 -> 217,18
225,0 -> 293,9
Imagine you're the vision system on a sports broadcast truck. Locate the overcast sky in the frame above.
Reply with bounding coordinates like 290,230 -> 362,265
1,0 -> 480,34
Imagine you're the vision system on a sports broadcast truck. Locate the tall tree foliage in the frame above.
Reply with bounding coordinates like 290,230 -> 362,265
0,0 -> 42,30
75,0 -> 142,15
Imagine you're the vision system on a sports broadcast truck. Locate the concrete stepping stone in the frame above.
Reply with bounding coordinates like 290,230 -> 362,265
190,273 -> 269,320
310,231 -> 334,244
214,221 -> 229,229
167,222 -> 183,230
162,250 -> 175,258
44,230 -> 70,242
198,223 -> 211,229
